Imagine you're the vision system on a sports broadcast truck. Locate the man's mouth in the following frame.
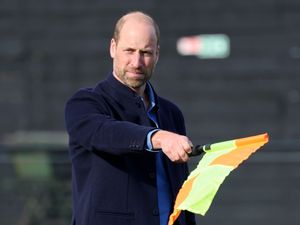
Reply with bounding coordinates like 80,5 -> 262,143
127,71 -> 145,77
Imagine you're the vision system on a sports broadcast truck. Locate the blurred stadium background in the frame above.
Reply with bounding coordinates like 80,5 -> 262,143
1,0 -> 300,224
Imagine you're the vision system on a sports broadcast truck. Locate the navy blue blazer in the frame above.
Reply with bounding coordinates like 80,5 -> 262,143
65,74 -> 195,225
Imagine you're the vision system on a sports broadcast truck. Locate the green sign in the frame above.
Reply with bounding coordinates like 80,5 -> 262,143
13,152 -> 52,179
198,34 -> 230,59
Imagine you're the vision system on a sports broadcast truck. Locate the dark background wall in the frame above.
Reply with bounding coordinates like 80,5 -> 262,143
1,0 -> 300,141
1,0 -> 300,225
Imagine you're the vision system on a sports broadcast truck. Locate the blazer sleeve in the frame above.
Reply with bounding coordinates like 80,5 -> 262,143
64,89 -> 154,155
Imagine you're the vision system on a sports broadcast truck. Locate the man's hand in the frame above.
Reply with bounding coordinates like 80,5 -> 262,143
151,130 -> 193,163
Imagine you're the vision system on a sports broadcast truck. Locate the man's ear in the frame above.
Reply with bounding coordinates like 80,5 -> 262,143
155,45 -> 160,64
110,38 -> 116,58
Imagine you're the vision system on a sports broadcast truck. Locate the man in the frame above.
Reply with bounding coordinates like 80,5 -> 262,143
65,11 -> 196,225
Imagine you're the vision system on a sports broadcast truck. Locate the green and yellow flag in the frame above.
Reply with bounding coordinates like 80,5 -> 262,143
168,133 -> 269,225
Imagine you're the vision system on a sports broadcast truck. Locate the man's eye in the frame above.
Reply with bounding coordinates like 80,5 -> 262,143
142,51 -> 153,56
125,49 -> 134,53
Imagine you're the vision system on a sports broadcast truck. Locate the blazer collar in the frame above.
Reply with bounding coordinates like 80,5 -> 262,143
95,73 -> 159,110
103,73 -> 138,98
96,73 -> 158,106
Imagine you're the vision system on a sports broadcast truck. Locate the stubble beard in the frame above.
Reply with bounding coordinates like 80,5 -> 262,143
119,68 -> 153,90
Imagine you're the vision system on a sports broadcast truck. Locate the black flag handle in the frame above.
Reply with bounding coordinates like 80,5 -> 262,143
188,145 -> 205,157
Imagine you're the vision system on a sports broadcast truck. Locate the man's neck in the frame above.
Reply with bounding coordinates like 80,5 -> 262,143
112,72 -> 150,108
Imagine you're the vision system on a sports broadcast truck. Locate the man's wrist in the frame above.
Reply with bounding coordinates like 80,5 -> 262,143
146,129 -> 160,151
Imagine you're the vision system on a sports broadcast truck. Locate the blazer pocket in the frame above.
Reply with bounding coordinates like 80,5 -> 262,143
95,210 -> 135,225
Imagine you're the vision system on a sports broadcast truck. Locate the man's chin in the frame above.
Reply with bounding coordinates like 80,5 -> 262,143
128,81 -> 145,89
125,78 -> 146,89
126,72 -> 146,79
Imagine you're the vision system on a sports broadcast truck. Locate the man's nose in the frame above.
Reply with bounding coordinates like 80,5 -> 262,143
131,53 -> 143,68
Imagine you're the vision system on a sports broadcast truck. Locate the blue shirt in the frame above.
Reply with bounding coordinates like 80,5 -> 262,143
145,83 -> 172,225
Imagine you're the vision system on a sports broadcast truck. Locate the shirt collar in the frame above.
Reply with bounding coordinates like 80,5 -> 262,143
145,82 -> 157,112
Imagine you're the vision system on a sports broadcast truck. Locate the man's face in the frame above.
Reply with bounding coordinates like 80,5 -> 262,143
110,19 -> 159,93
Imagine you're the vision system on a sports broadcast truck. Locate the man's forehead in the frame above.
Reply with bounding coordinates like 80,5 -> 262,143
118,23 -> 157,46
121,19 -> 154,33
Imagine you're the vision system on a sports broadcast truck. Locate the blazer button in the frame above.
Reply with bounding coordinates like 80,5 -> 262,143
152,208 -> 159,216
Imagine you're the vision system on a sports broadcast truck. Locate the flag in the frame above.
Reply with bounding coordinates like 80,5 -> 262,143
168,133 -> 269,225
